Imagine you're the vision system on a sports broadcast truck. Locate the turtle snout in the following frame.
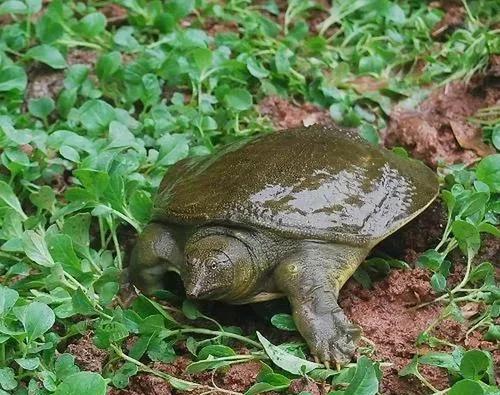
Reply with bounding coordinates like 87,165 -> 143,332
185,281 -> 203,299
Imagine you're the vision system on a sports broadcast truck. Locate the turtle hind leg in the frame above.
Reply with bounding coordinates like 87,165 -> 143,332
128,222 -> 185,295
273,241 -> 368,365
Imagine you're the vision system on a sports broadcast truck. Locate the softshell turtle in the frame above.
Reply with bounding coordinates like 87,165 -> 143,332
129,125 -> 439,364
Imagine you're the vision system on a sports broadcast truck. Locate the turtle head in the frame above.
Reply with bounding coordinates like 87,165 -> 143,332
184,233 -> 253,301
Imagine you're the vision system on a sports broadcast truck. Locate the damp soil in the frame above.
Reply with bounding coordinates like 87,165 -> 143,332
383,61 -> 499,168
259,96 -> 331,129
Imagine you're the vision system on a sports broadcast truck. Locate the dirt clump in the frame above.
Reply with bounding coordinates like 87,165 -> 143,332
25,70 -> 63,101
259,96 -> 331,129
109,373 -> 172,395
100,3 -> 128,26
340,268 -> 445,394
202,19 -> 239,37
383,74 -> 498,168
66,332 -> 108,373
221,361 -> 263,392
289,377 -> 322,395
430,1 -> 465,38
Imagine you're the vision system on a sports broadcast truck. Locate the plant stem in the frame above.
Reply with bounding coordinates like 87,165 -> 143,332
171,328 -> 262,349
415,250 -> 474,309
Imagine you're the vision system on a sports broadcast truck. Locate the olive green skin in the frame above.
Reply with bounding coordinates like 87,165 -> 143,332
129,125 -> 439,365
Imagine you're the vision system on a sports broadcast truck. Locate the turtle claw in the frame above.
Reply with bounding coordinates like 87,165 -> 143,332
335,362 -> 341,371
295,301 -> 359,366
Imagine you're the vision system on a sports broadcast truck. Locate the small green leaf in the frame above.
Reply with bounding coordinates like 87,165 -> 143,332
72,288 -> 97,316
469,262 -> 494,283
21,302 -> 55,342
147,337 -> 176,363
192,48 -> 212,70
28,97 -> 55,119
57,88 -> 78,117
54,372 -> 107,395
344,356 -> 379,395
47,233 -> 81,271
62,213 -> 91,249
96,51 -> 121,80
398,356 -> 419,377
186,356 -> 234,373
256,331 -> 322,375
225,88 -> 253,111
430,273 -> 447,293
156,134 -> 189,166
78,99 -> 116,135
492,127 -> 500,150
0,367 -> 17,391
182,300 -> 203,320
460,350 -> 490,380
448,379 -> 484,395
30,185 -> 56,211
0,65 -> 27,92
112,362 -> 138,389
484,325 -> 500,341
0,1 -> 27,15
419,352 -> 460,372
55,354 -> 80,380
359,54 -> 384,74
22,230 -> 55,267
129,190 -> 152,224
26,45 -> 67,69
15,357 -> 40,370
386,4 -> 406,24
0,286 -> 19,315
451,220 -> 480,255
129,335 -> 154,360
141,74 -> 161,107
247,57 -> 269,79
198,345 -> 236,360
271,314 -> 297,331
476,154 -> 500,193
60,145 -> 80,162
77,12 -> 106,37
0,181 -> 27,220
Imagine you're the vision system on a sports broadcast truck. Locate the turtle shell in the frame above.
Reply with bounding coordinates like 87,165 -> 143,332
153,125 -> 439,246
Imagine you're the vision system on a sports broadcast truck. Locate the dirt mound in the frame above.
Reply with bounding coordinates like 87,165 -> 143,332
383,72 -> 498,168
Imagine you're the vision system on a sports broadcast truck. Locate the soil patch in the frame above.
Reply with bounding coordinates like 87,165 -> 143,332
100,3 -> 128,26
26,49 -> 98,102
66,332 -> 108,373
383,71 -> 498,168
259,96 -> 331,129
340,269 -> 444,395
430,0 -> 466,39
109,357 -> 263,395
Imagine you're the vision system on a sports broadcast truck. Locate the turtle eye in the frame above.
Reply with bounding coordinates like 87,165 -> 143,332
210,262 -> 217,270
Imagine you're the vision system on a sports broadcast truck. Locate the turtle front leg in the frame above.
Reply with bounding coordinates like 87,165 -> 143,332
129,223 -> 185,295
274,242 -> 367,365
